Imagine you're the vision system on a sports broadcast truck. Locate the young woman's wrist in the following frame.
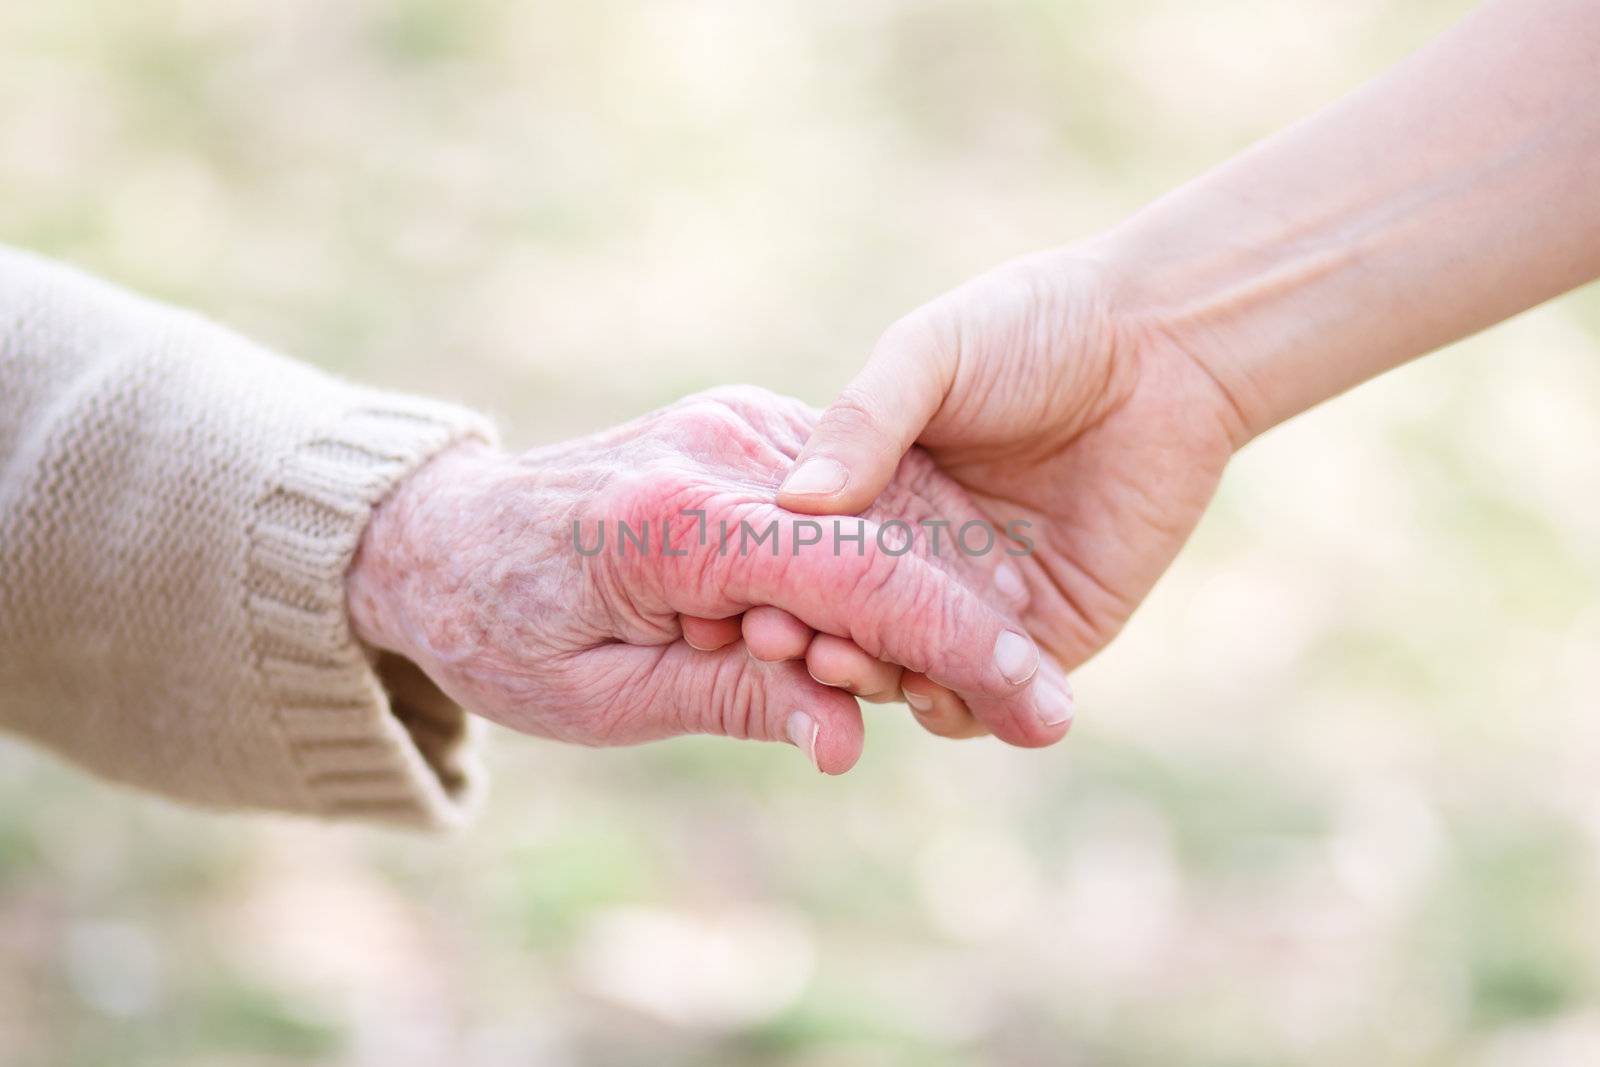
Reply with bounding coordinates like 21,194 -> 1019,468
1078,231 -> 1280,451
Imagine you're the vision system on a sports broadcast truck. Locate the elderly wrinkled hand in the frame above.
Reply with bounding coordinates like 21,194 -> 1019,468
345,386 -> 1071,773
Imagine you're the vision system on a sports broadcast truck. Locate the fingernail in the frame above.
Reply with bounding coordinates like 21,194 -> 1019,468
993,630 -> 1039,686
994,562 -> 1027,603
786,710 -> 821,771
781,457 -> 847,497
1035,677 -> 1075,728
903,687 -> 933,712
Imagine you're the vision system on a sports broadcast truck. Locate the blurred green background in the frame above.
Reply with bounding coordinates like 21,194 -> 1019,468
5,0 -> 1600,1064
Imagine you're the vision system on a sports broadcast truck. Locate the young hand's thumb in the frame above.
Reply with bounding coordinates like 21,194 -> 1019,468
778,314 -> 954,515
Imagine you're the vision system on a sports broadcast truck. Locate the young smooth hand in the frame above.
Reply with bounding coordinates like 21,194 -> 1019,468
774,0 -> 1600,743
776,251 -> 1243,735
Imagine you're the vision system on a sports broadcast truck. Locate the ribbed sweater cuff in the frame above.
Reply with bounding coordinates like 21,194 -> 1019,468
244,394 -> 496,829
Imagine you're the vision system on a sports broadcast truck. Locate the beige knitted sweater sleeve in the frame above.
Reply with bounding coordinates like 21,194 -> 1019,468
0,246 -> 494,828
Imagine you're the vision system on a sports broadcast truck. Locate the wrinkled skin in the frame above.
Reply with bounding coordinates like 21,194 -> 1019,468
779,250 -> 1244,734
346,386 -> 1069,774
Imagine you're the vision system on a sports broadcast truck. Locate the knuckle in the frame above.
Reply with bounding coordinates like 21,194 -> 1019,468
874,308 -> 952,365
709,656 -> 762,740
664,386 -> 814,459
609,468 -> 716,538
846,553 -> 937,673
654,400 -> 757,459
692,383 -> 778,410
923,582 -> 965,673
706,500 -> 770,592
821,386 -> 892,450
596,472 -> 721,602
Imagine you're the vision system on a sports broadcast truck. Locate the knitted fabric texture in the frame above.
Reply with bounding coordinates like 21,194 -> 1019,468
0,246 -> 493,828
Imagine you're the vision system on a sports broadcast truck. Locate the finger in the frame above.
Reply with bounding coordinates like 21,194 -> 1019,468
777,310 -> 955,516
900,672 -> 987,739
737,516 -> 1070,747
586,640 -> 865,774
884,449 -> 1033,615
741,605 -> 814,662
804,633 -> 904,702
680,614 -> 743,652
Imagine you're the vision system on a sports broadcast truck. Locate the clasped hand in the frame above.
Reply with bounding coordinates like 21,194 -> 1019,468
346,250 -> 1243,772
347,386 -> 1071,773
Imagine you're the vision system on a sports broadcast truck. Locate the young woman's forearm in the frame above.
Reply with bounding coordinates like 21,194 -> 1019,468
1097,0 -> 1600,440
